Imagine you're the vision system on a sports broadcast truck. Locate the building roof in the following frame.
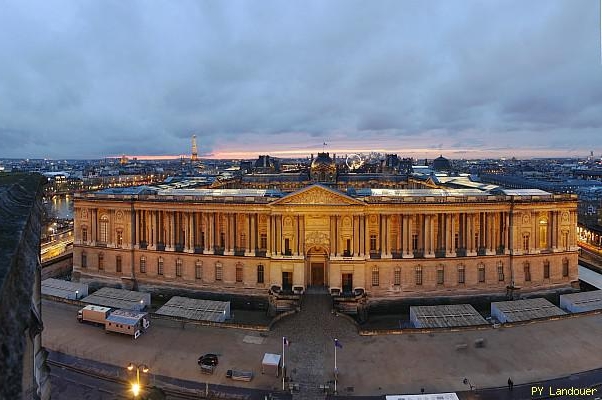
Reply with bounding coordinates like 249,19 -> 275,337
105,309 -> 147,325
410,304 -> 488,328
41,278 -> 87,298
155,296 -> 230,322
560,290 -> 602,312
82,287 -> 149,310
491,298 -> 566,322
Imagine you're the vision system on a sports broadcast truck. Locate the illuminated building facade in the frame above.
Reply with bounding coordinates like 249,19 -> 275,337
73,183 -> 579,300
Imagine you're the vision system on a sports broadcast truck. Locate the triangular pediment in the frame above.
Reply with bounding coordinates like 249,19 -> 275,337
271,184 -> 364,206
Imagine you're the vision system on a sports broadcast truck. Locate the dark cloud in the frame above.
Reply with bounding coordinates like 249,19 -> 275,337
0,0 -> 600,159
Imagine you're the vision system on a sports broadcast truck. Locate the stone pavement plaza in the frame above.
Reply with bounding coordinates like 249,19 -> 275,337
42,296 -> 602,396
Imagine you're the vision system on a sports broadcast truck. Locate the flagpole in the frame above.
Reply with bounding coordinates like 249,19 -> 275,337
282,337 -> 285,391
334,338 -> 338,394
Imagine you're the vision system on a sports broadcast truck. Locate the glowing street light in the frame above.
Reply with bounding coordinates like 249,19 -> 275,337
127,363 -> 149,397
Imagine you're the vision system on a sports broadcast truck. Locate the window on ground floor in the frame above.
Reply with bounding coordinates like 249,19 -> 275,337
458,265 -> 465,284
257,264 -> 264,284
394,267 -> 401,286
415,266 -> 423,285
371,266 -> 379,286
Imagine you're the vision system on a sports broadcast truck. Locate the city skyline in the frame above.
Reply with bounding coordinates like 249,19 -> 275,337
1,0 -> 601,159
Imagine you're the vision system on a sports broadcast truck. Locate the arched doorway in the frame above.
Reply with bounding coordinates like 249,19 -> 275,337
306,246 -> 329,287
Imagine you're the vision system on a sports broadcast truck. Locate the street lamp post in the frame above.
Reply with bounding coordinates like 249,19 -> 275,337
75,290 -> 79,300
127,363 -> 149,398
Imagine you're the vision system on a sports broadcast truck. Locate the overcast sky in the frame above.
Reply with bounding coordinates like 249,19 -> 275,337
1,0 -> 601,160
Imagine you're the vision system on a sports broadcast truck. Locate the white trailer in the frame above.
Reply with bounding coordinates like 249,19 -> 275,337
105,309 -> 150,339
77,305 -> 112,325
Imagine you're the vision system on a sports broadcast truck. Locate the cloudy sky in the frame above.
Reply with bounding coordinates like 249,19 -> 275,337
1,0 -> 600,160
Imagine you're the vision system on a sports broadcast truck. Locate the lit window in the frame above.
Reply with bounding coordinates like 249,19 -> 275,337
116,230 -> 123,247
99,215 -> 109,243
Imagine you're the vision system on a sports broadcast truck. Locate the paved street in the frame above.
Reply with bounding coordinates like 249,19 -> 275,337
43,297 -> 602,397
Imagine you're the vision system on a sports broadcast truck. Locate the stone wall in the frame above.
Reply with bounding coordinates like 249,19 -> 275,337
0,174 -> 50,400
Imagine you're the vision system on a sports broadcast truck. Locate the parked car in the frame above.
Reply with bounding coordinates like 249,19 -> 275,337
198,353 -> 219,366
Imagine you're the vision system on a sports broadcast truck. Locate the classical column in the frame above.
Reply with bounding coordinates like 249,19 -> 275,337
467,213 -> 476,256
250,213 -> 257,254
134,210 -> 140,249
266,214 -> 272,256
446,213 -> 453,257
364,215 -> 370,257
352,216 -> 358,257
383,214 -> 391,258
299,215 -> 305,255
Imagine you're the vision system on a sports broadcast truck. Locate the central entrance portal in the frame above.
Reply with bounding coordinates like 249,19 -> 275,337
307,246 -> 329,287
311,263 -> 324,286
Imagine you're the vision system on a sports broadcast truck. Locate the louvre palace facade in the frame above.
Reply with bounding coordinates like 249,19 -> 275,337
72,162 -> 579,301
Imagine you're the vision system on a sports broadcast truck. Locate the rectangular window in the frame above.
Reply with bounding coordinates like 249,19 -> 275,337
370,235 -> 377,252
346,239 -> 351,254
371,268 -> 379,286
524,263 -> 531,282
81,253 -> 87,268
158,258 -> 164,275
257,265 -> 264,284
284,238 -> 291,254
140,257 -> 146,273
458,266 -> 465,284
523,234 -> 530,251
454,233 -> 459,250
394,268 -> 401,286
240,233 -> 246,248
562,259 -> 569,277
215,263 -> 223,281
98,254 -> 104,270
116,230 -> 123,247
82,228 -> 88,243
478,264 -> 485,283
236,265 -> 243,282
412,234 -> 418,250
220,232 -> 225,248
260,234 -> 267,250
437,268 -> 444,285
176,259 -> 182,277
415,266 -> 423,285
543,261 -> 550,279
497,262 -> 504,282
116,255 -> 122,273
195,261 -> 202,280
99,220 -> 108,243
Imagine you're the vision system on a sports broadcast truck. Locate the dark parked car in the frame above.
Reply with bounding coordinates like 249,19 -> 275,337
198,353 -> 219,366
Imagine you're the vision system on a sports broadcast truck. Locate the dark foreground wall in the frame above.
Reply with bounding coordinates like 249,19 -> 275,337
0,174 -> 50,400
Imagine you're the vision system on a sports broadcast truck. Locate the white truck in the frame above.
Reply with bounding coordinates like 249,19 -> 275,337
77,305 -> 150,339
77,305 -> 111,326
